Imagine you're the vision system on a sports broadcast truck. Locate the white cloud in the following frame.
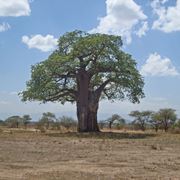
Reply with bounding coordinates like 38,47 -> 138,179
90,0 -> 147,44
0,22 -> 11,32
151,0 -> 180,32
22,34 -> 58,52
136,21 -> 149,37
140,53 -> 179,77
0,0 -> 31,17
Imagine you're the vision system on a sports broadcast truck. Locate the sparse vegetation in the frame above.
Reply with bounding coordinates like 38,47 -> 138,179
0,130 -> 179,179
1,108 -> 180,133
0,110 -> 180,179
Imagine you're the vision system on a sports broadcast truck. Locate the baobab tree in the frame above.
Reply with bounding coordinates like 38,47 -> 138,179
20,30 -> 144,132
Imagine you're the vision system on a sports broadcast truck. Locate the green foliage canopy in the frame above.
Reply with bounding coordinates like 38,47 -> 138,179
20,30 -> 144,104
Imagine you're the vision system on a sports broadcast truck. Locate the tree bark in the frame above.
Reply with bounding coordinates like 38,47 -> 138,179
77,101 -> 99,132
76,70 -> 99,132
87,97 -> 99,132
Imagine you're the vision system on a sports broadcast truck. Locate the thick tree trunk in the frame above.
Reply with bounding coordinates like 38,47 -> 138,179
76,70 -> 99,132
77,102 -> 99,132
87,101 -> 99,132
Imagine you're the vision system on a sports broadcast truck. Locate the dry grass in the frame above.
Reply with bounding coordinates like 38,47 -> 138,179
0,128 -> 180,179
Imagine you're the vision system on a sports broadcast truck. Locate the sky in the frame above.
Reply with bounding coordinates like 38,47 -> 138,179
0,0 -> 180,121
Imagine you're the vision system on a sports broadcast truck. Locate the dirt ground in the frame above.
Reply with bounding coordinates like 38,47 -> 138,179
0,129 -> 180,180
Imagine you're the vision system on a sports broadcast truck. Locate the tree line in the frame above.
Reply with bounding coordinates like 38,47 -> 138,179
0,112 -> 77,132
0,108 -> 180,133
100,108 -> 180,132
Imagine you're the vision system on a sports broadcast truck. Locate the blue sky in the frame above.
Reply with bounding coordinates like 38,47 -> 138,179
0,0 -> 180,121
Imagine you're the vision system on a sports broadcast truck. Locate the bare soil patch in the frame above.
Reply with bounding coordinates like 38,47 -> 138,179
0,129 -> 180,179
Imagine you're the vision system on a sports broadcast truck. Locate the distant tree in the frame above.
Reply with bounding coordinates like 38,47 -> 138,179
157,108 -> 177,132
115,120 -> 126,130
39,112 -> 56,129
59,116 -> 77,130
5,116 -> 22,128
52,119 -> 61,130
21,115 -> 32,129
149,112 -> 161,132
20,30 -> 145,132
129,111 -> 153,131
106,114 -> 125,129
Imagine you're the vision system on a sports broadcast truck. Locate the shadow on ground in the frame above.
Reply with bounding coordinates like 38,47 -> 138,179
46,131 -> 156,139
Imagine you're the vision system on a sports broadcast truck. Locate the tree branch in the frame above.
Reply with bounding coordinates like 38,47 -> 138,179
95,79 -> 111,99
44,88 -> 77,102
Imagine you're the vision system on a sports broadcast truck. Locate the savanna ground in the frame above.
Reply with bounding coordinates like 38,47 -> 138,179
0,128 -> 180,180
